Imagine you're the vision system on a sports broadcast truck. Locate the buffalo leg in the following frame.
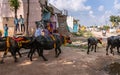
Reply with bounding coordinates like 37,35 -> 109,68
39,48 -> 48,61
87,44 -> 91,54
117,46 -> 120,53
28,48 -> 33,58
30,48 -> 36,61
106,44 -> 110,55
91,45 -> 94,51
0,52 -> 7,64
55,48 -> 58,57
110,47 -> 114,55
94,45 -> 97,52
11,49 -> 18,62
56,47 -> 61,57
16,48 -> 22,58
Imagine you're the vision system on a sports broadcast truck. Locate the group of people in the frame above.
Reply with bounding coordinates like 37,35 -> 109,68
34,22 -> 54,37
2,15 -> 56,39
14,15 -> 25,33
2,15 -> 25,37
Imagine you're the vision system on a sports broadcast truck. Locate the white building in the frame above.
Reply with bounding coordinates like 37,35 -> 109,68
67,16 -> 74,32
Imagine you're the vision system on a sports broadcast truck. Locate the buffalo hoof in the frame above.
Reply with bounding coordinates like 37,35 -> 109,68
55,55 -> 59,58
106,53 -> 108,55
30,58 -> 32,61
55,54 -> 60,58
0,60 -> 4,64
27,55 -> 30,58
14,60 -> 18,63
20,55 -> 22,58
117,51 -> 120,53
87,52 -> 89,54
44,59 -> 48,61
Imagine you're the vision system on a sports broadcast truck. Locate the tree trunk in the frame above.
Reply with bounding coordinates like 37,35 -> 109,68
26,0 -> 30,36
15,8 -> 17,17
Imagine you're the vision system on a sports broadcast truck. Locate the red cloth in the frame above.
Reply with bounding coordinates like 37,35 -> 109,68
12,37 -> 24,42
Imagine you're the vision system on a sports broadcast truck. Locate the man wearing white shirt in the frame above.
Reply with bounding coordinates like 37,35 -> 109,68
34,25 -> 42,37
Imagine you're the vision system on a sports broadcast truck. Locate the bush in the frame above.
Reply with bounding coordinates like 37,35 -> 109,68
72,30 -> 93,37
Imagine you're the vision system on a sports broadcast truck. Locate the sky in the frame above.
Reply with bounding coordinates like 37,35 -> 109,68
49,0 -> 120,26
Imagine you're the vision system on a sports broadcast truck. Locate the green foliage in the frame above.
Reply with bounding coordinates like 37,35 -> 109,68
103,25 -> 110,30
8,0 -> 20,10
8,0 -> 20,17
110,15 -> 116,22
110,15 -> 120,26
72,30 -> 93,37
78,30 -> 84,36
66,44 -> 88,49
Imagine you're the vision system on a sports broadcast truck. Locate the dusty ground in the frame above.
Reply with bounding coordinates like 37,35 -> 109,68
0,32 -> 120,75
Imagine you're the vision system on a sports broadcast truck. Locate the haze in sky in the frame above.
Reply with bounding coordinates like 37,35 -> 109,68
49,0 -> 120,26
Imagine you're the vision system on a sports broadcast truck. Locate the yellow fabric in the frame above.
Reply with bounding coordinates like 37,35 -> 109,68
50,35 -> 55,40
18,40 -> 30,47
18,41 -> 22,47
5,37 -> 10,54
50,35 -> 56,48
6,37 -> 10,47
47,25 -> 51,31
5,48 -> 9,54
21,40 -> 30,43
64,37 -> 67,46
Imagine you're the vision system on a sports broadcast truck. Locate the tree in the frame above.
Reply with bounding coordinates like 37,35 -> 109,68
110,15 -> 120,27
103,25 -> 110,30
26,0 -> 30,36
8,0 -> 20,17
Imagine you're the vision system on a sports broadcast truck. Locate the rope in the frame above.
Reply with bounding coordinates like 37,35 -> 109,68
18,40 -> 30,47
50,35 -> 56,48
64,36 -> 67,46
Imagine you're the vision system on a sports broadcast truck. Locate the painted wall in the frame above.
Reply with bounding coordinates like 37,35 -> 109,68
73,24 -> 79,32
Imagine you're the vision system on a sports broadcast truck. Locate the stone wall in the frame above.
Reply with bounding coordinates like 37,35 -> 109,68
57,14 -> 71,36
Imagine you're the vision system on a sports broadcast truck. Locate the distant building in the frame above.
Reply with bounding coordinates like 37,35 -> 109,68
67,16 -> 74,32
67,16 -> 79,33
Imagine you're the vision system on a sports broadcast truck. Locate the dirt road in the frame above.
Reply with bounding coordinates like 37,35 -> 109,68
0,34 -> 120,75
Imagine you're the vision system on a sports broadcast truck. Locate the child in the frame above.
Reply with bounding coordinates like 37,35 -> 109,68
4,24 -> 8,37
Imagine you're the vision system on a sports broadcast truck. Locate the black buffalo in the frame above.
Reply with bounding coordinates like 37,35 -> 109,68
28,34 -> 72,61
87,37 -> 102,54
0,37 -> 21,63
106,35 -> 120,55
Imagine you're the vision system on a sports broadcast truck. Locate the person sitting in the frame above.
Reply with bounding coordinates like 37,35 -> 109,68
46,22 -> 55,41
42,26 -> 50,37
34,25 -> 42,37
43,23 -> 56,48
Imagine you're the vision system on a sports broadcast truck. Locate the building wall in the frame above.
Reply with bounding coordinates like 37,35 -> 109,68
0,0 -> 42,36
0,0 -> 24,36
22,0 -> 42,35
57,14 -> 71,36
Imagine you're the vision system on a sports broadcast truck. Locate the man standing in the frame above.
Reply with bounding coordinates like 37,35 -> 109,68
14,16 -> 20,33
19,15 -> 25,33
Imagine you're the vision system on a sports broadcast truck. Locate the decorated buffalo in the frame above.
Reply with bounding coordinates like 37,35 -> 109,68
28,34 -> 72,61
